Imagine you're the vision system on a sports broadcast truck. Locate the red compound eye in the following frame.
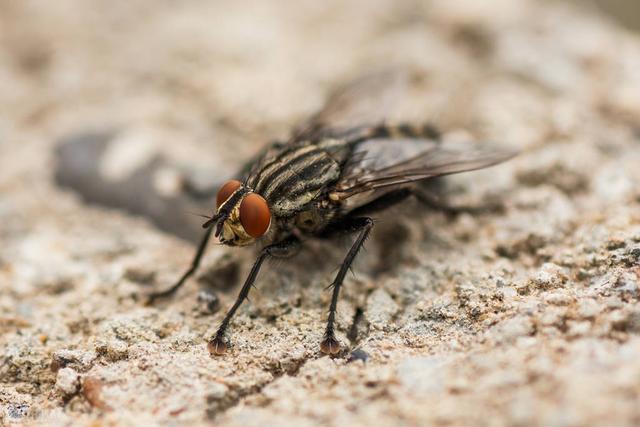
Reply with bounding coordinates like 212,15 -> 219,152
239,193 -> 271,238
216,180 -> 242,208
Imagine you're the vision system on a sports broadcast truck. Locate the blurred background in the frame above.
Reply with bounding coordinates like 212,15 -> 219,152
566,0 -> 640,31
1,0 -> 638,241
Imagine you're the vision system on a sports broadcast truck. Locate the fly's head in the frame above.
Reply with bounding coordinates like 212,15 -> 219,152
204,180 -> 271,247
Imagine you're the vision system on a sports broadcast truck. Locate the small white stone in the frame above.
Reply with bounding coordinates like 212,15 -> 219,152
56,367 -> 80,396
532,263 -> 566,289
500,286 -> 518,299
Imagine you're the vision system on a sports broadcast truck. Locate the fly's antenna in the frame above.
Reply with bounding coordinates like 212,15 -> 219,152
202,212 -> 222,230
201,211 -> 228,238
214,217 -> 226,238
187,211 -> 214,221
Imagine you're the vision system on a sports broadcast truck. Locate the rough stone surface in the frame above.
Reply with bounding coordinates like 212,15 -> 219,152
1,1 -> 640,426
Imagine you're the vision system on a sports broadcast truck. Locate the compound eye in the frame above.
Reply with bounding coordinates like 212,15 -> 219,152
239,193 -> 271,238
216,180 -> 242,208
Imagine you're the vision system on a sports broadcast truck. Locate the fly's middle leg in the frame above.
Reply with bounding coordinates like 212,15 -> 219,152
209,235 -> 301,355
320,217 -> 374,355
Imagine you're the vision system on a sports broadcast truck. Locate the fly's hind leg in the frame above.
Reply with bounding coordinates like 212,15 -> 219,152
209,235 -> 301,356
319,217 -> 374,355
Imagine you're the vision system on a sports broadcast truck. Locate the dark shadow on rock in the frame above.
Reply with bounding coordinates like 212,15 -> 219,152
54,131 -> 215,243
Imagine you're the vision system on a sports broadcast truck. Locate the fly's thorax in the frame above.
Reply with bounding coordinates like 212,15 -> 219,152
246,141 -> 346,218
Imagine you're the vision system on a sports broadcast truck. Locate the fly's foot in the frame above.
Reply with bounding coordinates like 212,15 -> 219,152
208,334 -> 229,356
320,334 -> 341,355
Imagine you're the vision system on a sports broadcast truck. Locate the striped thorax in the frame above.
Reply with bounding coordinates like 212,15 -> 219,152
247,139 -> 347,217
213,139 -> 350,246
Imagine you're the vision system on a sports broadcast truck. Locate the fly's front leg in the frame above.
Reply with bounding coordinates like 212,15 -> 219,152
146,225 -> 215,304
209,235 -> 301,355
320,217 -> 374,355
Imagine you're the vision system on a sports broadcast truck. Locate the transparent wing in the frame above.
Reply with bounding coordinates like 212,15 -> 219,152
334,138 -> 517,200
292,69 -> 409,142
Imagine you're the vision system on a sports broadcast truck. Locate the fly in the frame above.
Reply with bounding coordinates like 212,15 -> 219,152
147,70 -> 517,355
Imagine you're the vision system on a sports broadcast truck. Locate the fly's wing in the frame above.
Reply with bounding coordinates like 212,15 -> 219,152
332,137 -> 517,207
241,69 -> 411,180
292,69 -> 409,142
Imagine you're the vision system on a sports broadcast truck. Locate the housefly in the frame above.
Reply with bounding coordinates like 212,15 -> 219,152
148,70 -> 517,355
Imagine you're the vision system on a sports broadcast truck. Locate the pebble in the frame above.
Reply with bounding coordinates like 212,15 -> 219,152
197,290 -> 220,314
3,404 -> 29,422
95,339 -> 129,361
55,367 -> 80,396
532,263 -> 566,290
348,348 -> 370,363
51,349 -> 96,372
